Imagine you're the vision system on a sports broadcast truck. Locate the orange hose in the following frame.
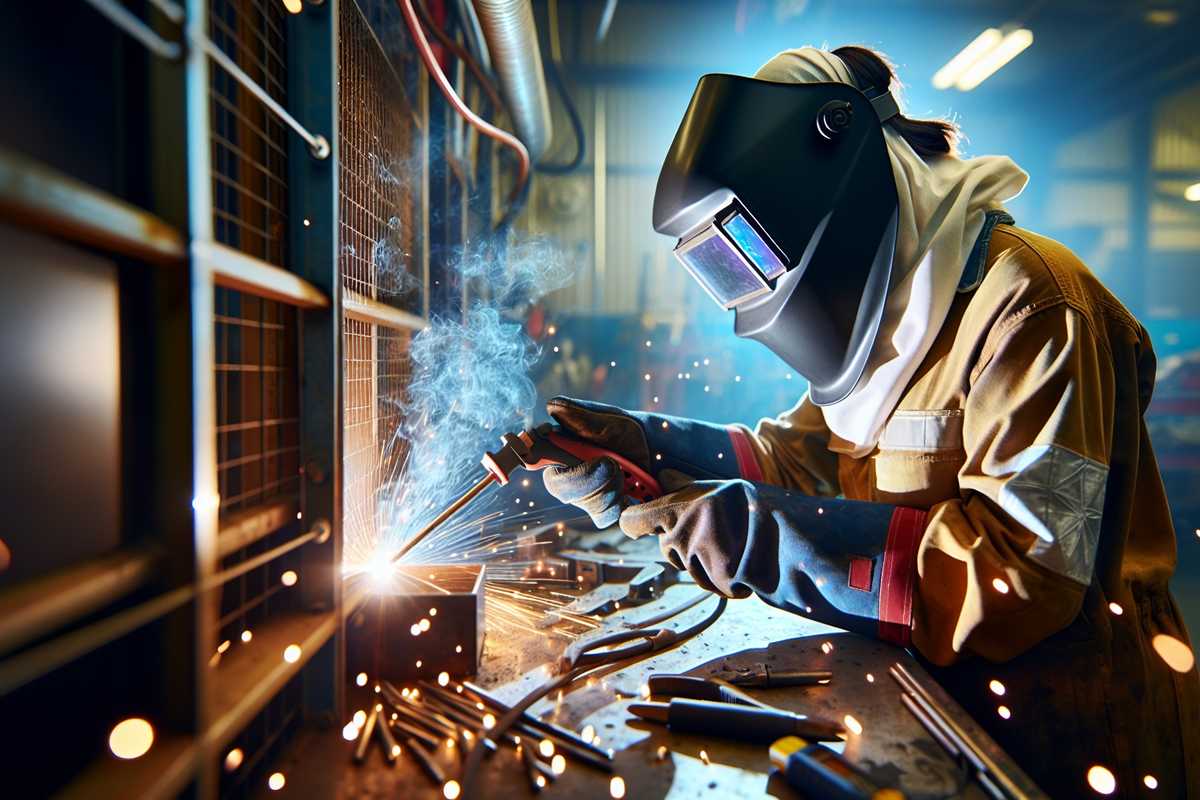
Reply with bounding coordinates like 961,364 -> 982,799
397,0 -> 531,204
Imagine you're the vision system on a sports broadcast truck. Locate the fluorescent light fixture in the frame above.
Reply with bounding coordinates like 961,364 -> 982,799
1185,182 -> 1200,202
956,29 -> 1034,91
932,28 -> 1003,90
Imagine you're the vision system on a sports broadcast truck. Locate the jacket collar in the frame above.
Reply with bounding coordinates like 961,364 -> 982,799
957,209 -> 1015,293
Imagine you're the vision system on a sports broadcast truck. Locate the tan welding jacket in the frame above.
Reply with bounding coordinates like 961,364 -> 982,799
740,222 -> 1200,797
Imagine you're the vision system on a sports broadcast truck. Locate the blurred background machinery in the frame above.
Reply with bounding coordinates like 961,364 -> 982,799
0,0 -> 1198,798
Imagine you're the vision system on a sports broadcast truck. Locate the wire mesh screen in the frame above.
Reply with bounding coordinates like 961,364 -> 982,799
342,316 -> 378,558
338,0 -> 423,559
338,0 -> 422,313
209,0 -> 290,266
215,288 -> 301,517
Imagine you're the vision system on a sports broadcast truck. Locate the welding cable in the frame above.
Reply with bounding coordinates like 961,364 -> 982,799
414,0 -> 508,120
397,0 -> 531,228
458,594 -> 728,796
534,0 -> 586,175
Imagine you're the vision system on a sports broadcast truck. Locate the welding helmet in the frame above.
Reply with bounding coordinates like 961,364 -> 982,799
653,74 -> 900,405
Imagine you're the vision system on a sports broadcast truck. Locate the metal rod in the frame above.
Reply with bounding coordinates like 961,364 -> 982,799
354,705 -> 379,763
146,0 -> 185,24
81,0 -> 182,59
196,240 -> 330,309
342,289 -> 429,332
890,663 -> 1027,800
195,35 -> 331,159
392,473 -> 496,563
461,680 -> 612,761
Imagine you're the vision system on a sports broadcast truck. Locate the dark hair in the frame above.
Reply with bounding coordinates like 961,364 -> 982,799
832,45 -> 960,159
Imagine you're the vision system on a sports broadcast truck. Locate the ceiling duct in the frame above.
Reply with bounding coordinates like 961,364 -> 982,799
472,0 -> 554,161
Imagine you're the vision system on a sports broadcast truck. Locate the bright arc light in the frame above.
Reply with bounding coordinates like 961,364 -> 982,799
437,671 -> 450,687
366,551 -> 393,590
342,722 -> 359,741
992,577 -> 1011,594
356,672 -> 368,687
538,738 -> 555,757
283,644 -> 302,663
843,714 -> 863,735
932,28 -> 1003,89
224,748 -> 244,771
282,0 -> 303,13
1184,182 -> 1200,202
109,718 -> 155,760
989,679 -> 1006,696
281,570 -> 298,587
268,772 -> 286,791
609,776 -> 626,799
1087,765 -> 1116,795
1144,774 -> 1159,789
957,29 -> 1034,91
443,780 -> 462,800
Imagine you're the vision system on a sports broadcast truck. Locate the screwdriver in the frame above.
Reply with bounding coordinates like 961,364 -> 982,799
391,424 -> 663,563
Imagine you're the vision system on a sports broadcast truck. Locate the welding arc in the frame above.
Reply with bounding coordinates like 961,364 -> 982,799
391,472 -> 496,564
398,0 -> 531,217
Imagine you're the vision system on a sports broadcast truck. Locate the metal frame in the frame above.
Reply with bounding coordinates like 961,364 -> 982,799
0,0 -> 472,794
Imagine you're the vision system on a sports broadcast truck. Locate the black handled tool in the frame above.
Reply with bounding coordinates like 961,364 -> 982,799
628,698 -> 844,742
392,424 -> 664,562
646,674 -> 772,708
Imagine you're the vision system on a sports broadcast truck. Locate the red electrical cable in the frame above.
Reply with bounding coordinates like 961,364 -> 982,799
397,0 -> 531,208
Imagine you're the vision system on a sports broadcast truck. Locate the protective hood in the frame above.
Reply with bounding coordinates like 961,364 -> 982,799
755,48 -> 1028,455
653,72 -> 901,405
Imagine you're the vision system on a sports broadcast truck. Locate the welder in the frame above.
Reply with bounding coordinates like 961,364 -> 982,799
542,46 -> 1200,797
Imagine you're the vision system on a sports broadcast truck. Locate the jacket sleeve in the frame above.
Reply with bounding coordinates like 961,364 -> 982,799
912,303 -> 1115,665
733,394 -> 841,496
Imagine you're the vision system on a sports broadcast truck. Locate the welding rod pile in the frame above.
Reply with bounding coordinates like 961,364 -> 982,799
348,678 -> 613,792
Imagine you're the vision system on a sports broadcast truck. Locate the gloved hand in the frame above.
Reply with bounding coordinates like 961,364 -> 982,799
542,396 -> 763,528
620,479 -> 928,646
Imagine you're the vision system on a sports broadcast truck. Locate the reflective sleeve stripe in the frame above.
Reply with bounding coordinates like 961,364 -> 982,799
726,426 -> 764,482
878,506 -> 927,646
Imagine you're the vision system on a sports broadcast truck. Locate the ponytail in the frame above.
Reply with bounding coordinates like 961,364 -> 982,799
832,45 -> 960,159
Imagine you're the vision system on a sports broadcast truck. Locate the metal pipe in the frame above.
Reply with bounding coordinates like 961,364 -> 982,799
81,0 -> 182,60
146,0 -> 186,24
471,0 -> 554,160
195,35 -> 330,159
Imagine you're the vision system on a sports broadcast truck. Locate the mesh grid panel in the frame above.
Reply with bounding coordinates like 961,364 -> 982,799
338,0 -> 421,312
338,0 -> 422,558
215,288 -> 301,516
209,0 -> 290,266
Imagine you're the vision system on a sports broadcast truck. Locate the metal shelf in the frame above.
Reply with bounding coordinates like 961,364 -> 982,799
206,609 -> 339,752
0,548 -> 157,658
0,147 -> 186,265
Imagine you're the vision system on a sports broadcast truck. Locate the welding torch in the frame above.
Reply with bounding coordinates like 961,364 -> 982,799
391,423 -> 664,563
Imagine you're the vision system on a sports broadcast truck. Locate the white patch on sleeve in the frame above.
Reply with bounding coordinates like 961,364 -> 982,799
996,444 -> 1107,585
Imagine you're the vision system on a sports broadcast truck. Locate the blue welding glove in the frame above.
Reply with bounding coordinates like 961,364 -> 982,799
542,396 -> 764,529
619,480 -> 927,646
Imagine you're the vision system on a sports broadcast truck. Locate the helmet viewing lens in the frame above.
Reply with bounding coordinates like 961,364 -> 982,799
673,205 -> 788,309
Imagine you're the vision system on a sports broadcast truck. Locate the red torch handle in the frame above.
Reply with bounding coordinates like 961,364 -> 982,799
527,431 -> 663,502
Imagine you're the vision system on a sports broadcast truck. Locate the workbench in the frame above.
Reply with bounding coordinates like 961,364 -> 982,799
264,538 -> 1044,799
